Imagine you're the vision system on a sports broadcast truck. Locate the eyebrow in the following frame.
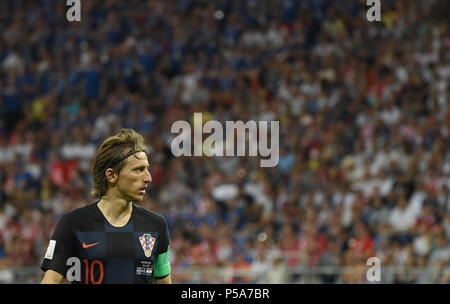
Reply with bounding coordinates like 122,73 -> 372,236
131,159 -> 150,170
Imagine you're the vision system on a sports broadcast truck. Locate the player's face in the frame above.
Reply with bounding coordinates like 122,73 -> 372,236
116,152 -> 152,202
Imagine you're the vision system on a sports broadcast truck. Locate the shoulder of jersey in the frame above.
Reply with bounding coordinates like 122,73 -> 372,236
63,202 -> 98,221
133,204 -> 166,224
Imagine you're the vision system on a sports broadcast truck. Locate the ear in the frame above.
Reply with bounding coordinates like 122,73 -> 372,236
105,168 -> 118,184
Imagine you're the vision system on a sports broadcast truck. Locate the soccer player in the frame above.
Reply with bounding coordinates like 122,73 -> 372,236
41,129 -> 172,284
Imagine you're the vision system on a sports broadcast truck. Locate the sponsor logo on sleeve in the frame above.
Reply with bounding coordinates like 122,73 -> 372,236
44,240 -> 56,260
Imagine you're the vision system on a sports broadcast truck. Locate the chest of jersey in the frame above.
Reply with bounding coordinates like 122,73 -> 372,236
75,231 -> 159,259
40,203 -> 171,284
74,229 -> 159,284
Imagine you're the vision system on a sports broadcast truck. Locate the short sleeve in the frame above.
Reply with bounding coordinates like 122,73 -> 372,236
40,214 -> 75,277
154,216 -> 171,279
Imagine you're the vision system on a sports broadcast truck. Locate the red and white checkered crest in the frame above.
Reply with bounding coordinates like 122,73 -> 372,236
139,233 -> 155,257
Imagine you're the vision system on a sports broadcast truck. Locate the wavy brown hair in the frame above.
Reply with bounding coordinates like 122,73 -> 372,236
91,128 -> 147,198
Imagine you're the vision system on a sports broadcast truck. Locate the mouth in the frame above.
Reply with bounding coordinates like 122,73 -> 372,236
138,186 -> 147,195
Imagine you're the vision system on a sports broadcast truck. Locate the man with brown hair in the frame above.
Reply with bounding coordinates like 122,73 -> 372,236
41,129 -> 172,284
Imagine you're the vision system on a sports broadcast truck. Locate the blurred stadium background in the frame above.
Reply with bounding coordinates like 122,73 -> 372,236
0,0 -> 449,283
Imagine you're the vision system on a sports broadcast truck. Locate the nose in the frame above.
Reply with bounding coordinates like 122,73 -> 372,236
144,169 -> 152,183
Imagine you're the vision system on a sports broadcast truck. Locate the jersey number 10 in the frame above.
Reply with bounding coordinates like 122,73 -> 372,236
66,257 -> 104,284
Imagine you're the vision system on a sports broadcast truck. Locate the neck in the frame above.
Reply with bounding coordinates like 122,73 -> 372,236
98,193 -> 133,227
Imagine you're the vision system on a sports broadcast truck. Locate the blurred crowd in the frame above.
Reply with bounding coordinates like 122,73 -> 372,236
0,0 -> 449,283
